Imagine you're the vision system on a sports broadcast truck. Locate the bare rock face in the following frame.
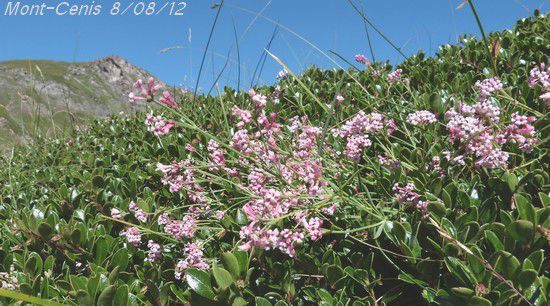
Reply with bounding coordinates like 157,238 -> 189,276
0,56 -> 164,149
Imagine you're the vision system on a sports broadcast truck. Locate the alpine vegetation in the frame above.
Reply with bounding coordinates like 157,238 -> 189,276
0,13 -> 548,306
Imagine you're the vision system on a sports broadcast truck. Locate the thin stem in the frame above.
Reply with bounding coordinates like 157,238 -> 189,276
467,0 -> 498,74
192,0 -> 224,104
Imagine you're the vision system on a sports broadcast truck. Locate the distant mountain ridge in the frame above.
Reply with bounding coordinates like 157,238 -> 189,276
0,55 -> 162,148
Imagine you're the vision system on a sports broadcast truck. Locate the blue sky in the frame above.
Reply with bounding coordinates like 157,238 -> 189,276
0,0 -> 546,92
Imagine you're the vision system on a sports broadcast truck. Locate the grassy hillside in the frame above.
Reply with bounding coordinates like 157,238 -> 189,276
0,13 -> 548,306
0,56 -> 161,149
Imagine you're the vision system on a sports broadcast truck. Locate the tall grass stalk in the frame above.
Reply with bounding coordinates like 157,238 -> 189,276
347,0 -> 406,59
467,0 -> 498,74
192,0 -> 224,104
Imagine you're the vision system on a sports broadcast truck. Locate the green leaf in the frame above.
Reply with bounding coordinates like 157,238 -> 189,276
92,175 -> 106,188
484,230 -> 503,252
111,248 -> 129,270
38,222 -> 53,239
108,266 -> 120,284
515,194 -> 537,224
507,220 -> 534,243
232,296 -> 248,306
221,252 -> 240,278
428,201 -> 447,219
114,285 -> 129,306
212,266 -> 234,290
450,287 -> 475,298
185,268 -> 215,301
470,296 -> 492,306
255,296 -> 272,306
444,257 -> 477,287
518,269 -> 538,289
76,290 -> 94,306
501,252 -> 520,279
97,285 -> 117,306
234,251 -> 249,276
326,265 -> 345,285
0,289 -> 64,306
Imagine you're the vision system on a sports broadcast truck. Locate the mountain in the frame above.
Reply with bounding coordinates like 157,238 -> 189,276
0,56 -> 161,149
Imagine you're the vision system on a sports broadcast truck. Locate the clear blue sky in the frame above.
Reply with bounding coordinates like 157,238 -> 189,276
0,0 -> 547,92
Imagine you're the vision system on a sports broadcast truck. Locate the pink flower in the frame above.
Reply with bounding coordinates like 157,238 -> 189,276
355,54 -> 370,66
111,208 -> 123,220
164,215 -> 196,240
276,69 -> 288,80
129,77 -> 162,102
238,223 -> 305,257
504,112 -> 539,153
147,240 -> 162,262
387,69 -> 403,84
129,201 -> 147,223
124,227 -> 142,247
406,110 -> 437,126
160,91 -> 178,108
145,112 -> 175,136
475,77 -> 503,99
527,63 -> 549,89
232,106 -> 253,128
158,213 -> 170,226
207,140 -> 226,171
392,183 -> 429,218
302,217 -> 323,241
248,89 -> 267,110
321,204 -> 337,216
174,243 -> 210,280
345,135 -> 371,161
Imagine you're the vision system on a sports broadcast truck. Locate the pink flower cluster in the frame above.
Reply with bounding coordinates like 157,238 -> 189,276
445,103 -> 509,169
147,240 -> 161,262
163,215 -> 196,240
333,111 -> 395,161
248,89 -> 267,110
174,243 -> 210,279
111,208 -> 123,220
392,183 -> 429,218
156,160 -> 205,202
355,54 -> 370,66
145,112 -> 175,136
160,91 -> 178,108
345,135 -> 372,162
527,63 -> 549,89
129,77 -> 162,102
232,106 -> 253,129
276,69 -> 288,80
129,201 -> 147,223
302,217 -> 323,241
207,140 -> 226,171
239,222 -> 305,257
505,112 -> 539,153
528,63 -> 550,105
475,77 -> 503,99
445,97 -> 538,168
387,69 -> 403,84
124,227 -> 142,247
406,110 -> 437,126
